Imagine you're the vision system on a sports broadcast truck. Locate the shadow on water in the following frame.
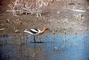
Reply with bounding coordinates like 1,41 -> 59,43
0,34 -> 89,60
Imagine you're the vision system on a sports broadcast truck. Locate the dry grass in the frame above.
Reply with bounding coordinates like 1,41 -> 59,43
6,0 -> 54,17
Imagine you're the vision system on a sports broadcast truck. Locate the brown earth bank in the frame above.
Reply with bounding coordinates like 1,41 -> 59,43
0,0 -> 89,35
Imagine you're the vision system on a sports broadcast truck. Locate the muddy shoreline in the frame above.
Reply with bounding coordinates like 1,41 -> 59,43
0,1 -> 89,35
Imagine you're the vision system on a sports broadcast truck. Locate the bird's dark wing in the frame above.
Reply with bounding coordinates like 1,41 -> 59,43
34,28 -> 39,31
29,30 -> 38,34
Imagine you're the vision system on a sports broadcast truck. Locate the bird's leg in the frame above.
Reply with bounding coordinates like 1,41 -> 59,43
34,36 -> 36,43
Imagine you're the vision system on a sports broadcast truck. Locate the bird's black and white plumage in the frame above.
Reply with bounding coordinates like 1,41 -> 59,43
24,28 -> 48,43
24,29 -> 41,43
24,29 -> 41,35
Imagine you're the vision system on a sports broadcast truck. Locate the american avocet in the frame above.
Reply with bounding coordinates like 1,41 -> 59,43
24,27 -> 48,43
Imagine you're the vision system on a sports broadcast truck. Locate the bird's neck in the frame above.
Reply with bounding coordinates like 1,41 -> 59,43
40,28 -> 47,34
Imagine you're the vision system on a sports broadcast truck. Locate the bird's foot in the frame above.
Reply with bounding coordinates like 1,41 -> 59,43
33,41 -> 44,43
33,41 -> 37,43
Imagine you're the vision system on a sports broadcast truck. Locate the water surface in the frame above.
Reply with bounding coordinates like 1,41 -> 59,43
0,35 -> 89,60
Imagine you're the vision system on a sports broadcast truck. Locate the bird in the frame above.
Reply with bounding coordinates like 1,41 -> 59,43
24,27 -> 48,43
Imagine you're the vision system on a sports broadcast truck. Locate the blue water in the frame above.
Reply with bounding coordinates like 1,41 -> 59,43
0,35 -> 89,60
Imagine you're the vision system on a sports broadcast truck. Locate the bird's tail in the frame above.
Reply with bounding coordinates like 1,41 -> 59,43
24,29 -> 32,34
24,29 -> 28,33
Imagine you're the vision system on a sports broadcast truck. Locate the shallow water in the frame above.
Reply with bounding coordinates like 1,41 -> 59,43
0,35 -> 89,60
